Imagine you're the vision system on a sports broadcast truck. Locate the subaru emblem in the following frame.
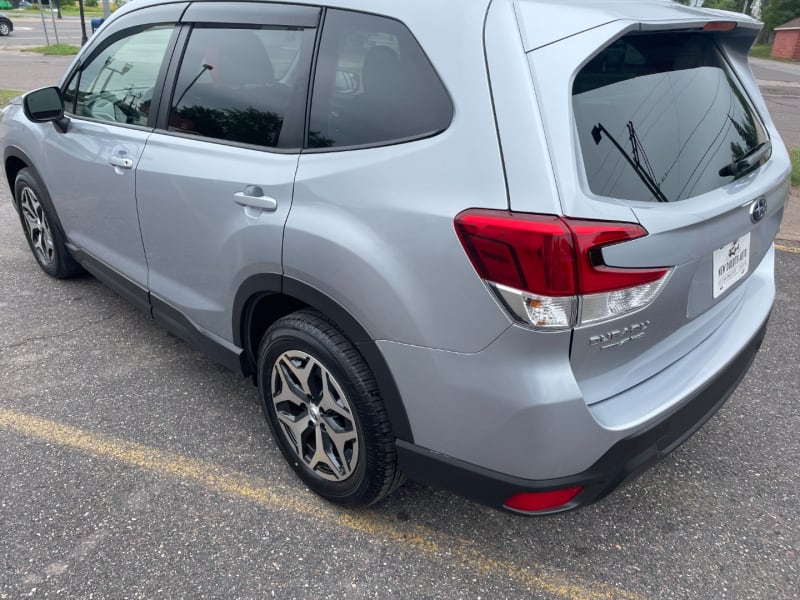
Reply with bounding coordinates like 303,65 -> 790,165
749,196 -> 767,223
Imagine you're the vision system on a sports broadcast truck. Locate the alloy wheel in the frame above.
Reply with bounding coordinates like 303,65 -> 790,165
270,350 -> 360,482
19,186 -> 55,265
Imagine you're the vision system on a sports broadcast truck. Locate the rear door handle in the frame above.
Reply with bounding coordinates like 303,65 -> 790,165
233,185 -> 278,211
108,155 -> 133,169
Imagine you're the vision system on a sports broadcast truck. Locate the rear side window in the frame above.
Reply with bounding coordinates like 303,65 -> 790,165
169,26 -> 315,148
308,9 -> 453,149
573,33 -> 769,203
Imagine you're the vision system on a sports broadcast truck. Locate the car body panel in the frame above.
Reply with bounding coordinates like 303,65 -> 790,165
40,119 -> 151,287
137,134 -> 298,341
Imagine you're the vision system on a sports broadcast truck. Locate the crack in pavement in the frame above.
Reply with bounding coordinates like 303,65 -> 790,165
0,312 -> 120,352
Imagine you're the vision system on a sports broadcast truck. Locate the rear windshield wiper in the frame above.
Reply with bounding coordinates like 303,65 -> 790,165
592,122 -> 669,203
718,140 -> 771,178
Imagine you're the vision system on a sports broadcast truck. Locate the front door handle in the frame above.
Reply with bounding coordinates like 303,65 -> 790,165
108,155 -> 134,170
233,185 -> 278,211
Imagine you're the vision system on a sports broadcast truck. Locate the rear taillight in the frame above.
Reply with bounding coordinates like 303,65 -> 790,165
454,210 -> 671,329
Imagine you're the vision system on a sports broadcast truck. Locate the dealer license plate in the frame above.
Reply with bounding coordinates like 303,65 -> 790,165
712,232 -> 750,299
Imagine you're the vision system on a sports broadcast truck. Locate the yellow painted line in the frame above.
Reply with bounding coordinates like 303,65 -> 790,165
776,243 -> 800,254
0,408 -> 641,600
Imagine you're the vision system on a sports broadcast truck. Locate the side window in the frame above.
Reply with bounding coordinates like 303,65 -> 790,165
308,10 -> 453,149
73,25 -> 175,126
168,26 -> 314,148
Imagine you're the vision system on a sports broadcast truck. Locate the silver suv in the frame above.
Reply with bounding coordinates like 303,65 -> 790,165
1,0 -> 790,514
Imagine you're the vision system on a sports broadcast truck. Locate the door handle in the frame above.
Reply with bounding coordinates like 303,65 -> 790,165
108,155 -> 133,169
233,185 -> 278,211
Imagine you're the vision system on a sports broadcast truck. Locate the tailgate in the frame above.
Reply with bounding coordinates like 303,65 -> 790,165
515,0 -> 792,405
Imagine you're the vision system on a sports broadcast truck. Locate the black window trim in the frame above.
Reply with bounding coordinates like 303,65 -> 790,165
57,3 -> 453,154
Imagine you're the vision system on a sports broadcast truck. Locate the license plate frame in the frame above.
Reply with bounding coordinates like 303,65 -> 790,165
712,232 -> 751,299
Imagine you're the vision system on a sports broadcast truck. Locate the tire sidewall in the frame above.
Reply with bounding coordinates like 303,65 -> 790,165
258,324 -> 372,503
14,168 -> 77,278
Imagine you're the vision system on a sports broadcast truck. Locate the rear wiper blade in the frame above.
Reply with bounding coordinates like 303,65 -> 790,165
718,140 -> 771,178
592,122 -> 670,203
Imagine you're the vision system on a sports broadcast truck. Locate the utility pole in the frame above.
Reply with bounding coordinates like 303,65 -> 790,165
78,0 -> 88,45
102,0 -> 110,19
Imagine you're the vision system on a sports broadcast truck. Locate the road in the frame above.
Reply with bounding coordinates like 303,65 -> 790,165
751,58 -> 800,149
0,13 -> 86,46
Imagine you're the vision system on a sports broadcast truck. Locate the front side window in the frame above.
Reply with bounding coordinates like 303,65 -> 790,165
70,25 -> 175,126
573,33 -> 769,203
308,9 -> 453,149
168,26 -> 314,148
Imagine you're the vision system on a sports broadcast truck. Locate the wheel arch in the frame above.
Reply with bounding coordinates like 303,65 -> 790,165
234,274 -> 414,442
4,147 -> 33,205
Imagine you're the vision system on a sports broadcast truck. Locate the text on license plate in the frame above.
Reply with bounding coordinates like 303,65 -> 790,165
712,232 -> 750,299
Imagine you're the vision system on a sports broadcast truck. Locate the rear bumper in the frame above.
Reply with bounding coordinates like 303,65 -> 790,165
397,316 -> 768,514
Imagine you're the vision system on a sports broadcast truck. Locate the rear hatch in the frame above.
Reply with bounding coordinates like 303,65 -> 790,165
516,1 -> 791,406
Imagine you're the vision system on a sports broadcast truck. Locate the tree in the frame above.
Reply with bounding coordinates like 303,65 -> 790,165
761,0 -> 800,34
699,0 -> 747,11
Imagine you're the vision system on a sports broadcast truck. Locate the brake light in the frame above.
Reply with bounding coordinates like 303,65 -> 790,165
454,210 -> 671,328
703,21 -> 737,32
504,487 -> 583,513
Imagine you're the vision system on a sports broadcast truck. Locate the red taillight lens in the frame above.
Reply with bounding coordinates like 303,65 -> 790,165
454,210 -> 671,328
454,210 -> 576,297
568,220 -> 670,294
504,486 -> 583,513
455,210 -> 668,296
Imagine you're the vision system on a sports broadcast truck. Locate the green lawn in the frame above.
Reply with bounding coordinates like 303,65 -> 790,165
791,148 -> 800,188
22,43 -> 80,55
749,44 -> 799,63
0,89 -> 22,106
16,6 -> 113,17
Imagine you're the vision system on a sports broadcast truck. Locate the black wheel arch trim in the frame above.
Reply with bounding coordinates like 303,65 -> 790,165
233,274 -> 414,443
3,146 -> 35,198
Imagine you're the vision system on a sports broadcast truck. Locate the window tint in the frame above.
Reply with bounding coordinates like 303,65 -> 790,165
169,26 -> 313,148
73,26 -> 174,126
308,10 -> 452,149
573,33 -> 769,203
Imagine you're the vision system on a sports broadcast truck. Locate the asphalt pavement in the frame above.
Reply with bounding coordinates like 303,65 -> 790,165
1,20 -> 800,600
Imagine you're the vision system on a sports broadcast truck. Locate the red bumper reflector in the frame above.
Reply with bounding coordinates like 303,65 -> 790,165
503,486 -> 583,512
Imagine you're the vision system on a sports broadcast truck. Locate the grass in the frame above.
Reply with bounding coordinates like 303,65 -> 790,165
749,44 -> 799,63
22,43 -> 80,55
17,5 -> 112,17
791,148 -> 800,188
0,89 -> 22,106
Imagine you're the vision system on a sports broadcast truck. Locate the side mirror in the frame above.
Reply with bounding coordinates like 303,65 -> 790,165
23,86 -> 70,133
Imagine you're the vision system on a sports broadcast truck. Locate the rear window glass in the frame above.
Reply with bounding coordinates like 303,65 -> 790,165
308,9 -> 453,149
573,33 -> 769,203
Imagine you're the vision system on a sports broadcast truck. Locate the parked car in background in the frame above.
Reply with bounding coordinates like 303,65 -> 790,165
0,0 -> 791,515
0,13 -> 13,36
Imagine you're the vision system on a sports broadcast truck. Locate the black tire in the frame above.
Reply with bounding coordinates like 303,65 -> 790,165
257,309 -> 403,506
0,21 -> 10,37
14,168 -> 83,279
